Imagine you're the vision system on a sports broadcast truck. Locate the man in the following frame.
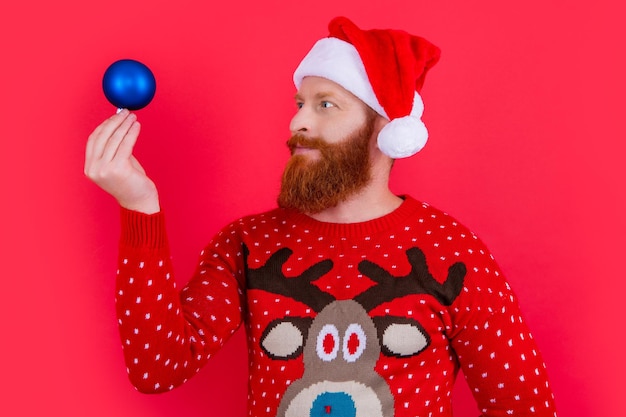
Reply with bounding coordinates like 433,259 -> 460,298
85,16 -> 557,417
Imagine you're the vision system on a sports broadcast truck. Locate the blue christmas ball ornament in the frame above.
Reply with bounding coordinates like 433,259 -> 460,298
102,59 -> 156,110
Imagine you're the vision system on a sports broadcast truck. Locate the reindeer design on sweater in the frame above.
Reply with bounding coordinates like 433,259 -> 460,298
245,246 -> 466,417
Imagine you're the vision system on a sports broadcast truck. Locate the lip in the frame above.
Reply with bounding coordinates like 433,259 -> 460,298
292,145 -> 316,155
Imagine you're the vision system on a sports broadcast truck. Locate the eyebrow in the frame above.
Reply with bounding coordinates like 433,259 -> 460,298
294,91 -> 338,102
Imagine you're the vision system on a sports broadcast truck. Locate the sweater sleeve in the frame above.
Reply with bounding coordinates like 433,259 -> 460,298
115,208 -> 245,393
447,237 -> 557,417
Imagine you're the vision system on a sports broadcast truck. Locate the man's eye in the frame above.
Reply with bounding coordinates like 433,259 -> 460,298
321,101 -> 334,109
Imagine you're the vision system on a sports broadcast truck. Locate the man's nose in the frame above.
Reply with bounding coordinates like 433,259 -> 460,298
289,107 -> 313,136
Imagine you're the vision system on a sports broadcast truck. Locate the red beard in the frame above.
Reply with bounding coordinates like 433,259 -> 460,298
277,120 -> 374,214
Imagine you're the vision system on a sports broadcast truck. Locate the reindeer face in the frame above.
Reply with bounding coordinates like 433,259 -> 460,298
272,300 -> 393,417
246,246 -> 466,417
262,299 -> 433,416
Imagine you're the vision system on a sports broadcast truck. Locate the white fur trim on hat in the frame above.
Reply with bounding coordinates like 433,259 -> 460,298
294,37 -> 387,118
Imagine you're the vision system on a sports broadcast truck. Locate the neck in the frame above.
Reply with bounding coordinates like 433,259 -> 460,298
309,190 -> 402,224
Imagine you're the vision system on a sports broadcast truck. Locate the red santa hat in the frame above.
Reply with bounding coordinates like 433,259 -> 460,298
294,17 -> 441,158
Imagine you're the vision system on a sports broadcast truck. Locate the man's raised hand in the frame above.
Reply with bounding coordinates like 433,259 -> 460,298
84,109 -> 160,214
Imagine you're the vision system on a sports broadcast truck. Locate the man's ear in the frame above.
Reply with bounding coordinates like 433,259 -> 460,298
370,115 -> 395,168
372,114 -> 389,139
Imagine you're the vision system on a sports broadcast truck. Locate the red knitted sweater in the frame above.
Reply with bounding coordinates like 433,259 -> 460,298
115,196 -> 556,417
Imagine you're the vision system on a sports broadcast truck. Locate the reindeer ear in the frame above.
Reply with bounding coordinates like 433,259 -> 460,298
260,317 -> 313,360
373,316 -> 431,357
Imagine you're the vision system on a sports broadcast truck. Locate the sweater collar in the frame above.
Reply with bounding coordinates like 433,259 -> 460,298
282,195 -> 424,238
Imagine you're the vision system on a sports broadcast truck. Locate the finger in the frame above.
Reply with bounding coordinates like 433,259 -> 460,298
86,115 -> 119,175
99,112 -> 138,163
87,109 -> 132,161
112,120 -> 141,162
86,109 -> 129,159
93,108 -> 128,137
86,110 -> 129,165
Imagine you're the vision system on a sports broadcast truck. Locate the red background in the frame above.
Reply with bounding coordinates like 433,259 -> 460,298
1,1 -> 624,415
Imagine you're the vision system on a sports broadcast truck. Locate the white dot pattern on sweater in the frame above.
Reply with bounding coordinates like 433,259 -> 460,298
115,197 -> 557,416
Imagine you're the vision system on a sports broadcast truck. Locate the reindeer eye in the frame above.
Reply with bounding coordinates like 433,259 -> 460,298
316,324 -> 339,361
343,324 -> 366,362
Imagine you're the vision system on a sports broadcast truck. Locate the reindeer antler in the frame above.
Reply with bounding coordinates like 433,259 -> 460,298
355,247 -> 466,311
244,245 -> 335,313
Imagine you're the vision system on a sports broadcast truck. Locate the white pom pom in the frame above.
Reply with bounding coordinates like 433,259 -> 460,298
377,116 -> 428,158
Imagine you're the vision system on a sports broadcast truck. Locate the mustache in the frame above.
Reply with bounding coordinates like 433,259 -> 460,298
286,134 -> 328,153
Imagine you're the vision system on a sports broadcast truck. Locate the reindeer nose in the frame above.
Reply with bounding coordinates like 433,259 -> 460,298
310,392 -> 356,417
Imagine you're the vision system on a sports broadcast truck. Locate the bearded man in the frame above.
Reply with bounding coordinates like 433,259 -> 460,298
85,17 -> 557,417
